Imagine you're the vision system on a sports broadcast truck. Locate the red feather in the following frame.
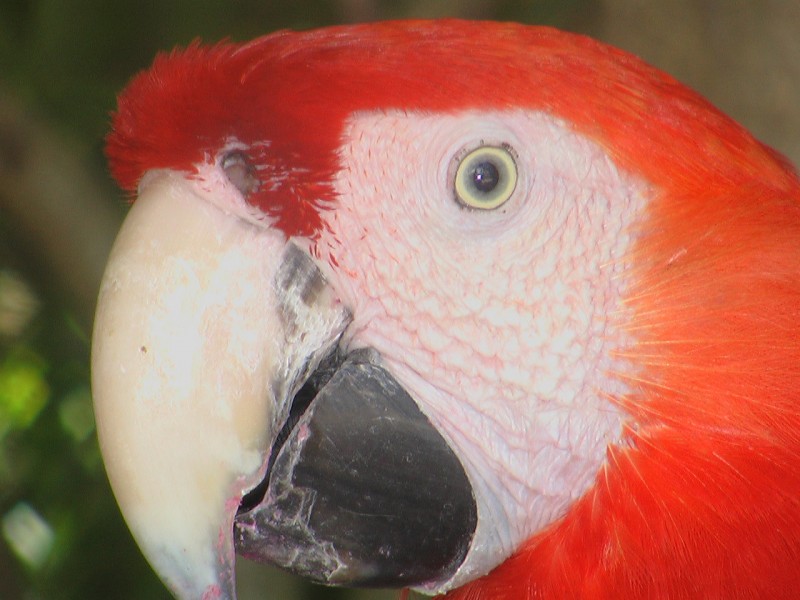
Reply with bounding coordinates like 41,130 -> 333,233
107,21 -> 800,597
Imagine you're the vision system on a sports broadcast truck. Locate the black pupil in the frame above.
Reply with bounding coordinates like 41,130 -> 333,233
470,161 -> 500,193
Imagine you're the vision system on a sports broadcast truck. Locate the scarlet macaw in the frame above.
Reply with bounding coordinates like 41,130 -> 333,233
92,20 -> 800,599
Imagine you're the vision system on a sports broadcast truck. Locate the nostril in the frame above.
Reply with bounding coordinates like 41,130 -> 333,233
221,150 -> 260,196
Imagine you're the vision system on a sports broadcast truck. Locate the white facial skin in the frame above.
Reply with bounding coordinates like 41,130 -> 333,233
311,109 -> 647,591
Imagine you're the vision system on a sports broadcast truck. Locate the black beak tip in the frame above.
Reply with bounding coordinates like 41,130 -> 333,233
233,348 -> 477,588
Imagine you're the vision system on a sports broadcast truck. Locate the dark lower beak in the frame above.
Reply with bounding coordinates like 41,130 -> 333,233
235,347 -> 477,588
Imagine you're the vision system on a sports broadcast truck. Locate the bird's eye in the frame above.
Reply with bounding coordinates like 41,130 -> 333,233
454,145 -> 518,210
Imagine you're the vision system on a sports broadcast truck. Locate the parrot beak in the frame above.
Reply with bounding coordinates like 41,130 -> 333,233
91,171 -> 349,599
92,170 -> 477,599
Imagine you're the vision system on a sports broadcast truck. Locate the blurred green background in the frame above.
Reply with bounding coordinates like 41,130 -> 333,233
0,1 -> 797,599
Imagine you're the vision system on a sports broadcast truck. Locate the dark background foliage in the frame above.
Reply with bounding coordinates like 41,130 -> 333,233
0,1 -> 797,598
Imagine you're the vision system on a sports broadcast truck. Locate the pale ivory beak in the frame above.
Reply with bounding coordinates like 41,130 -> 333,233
91,171 -> 346,598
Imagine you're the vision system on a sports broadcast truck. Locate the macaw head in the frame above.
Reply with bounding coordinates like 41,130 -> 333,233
92,20 -> 800,600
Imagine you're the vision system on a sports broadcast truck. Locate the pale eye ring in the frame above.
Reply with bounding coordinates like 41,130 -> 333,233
454,145 -> 518,210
